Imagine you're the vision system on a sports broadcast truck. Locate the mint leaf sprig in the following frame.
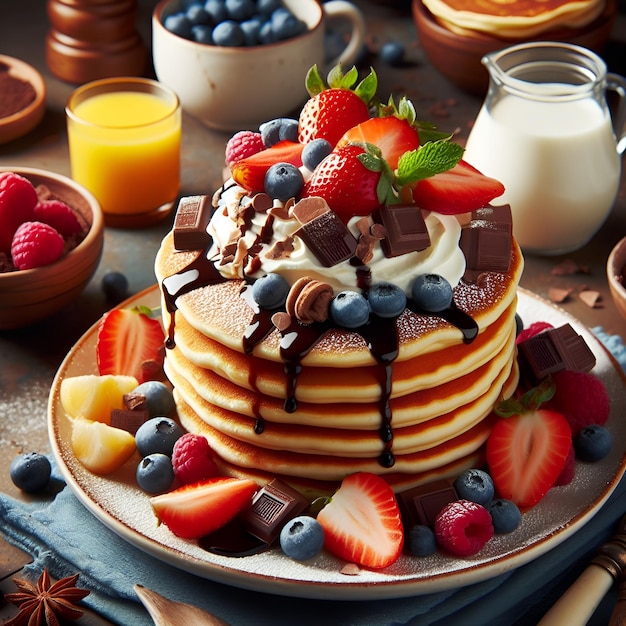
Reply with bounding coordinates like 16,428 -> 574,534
395,140 -> 464,188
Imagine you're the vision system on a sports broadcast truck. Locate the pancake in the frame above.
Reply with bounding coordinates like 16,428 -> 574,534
421,0 -> 606,38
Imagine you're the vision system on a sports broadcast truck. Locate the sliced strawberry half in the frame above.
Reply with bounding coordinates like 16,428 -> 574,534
230,140 -> 304,193
317,472 -> 404,569
150,477 -> 258,539
96,307 -> 165,384
337,116 -> 420,170
486,382 -> 572,509
411,159 -> 505,214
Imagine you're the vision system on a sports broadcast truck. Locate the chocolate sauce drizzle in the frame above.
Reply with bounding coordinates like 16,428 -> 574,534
161,199 -> 479,469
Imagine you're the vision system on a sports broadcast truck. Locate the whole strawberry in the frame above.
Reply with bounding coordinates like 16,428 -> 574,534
303,144 -> 386,223
298,65 -> 375,147
11,221 -> 64,270
0,172 -> 38,254
171,432 -> 219,485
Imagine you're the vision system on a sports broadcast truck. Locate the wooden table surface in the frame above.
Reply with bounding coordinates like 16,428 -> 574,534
1,0 -> 625,623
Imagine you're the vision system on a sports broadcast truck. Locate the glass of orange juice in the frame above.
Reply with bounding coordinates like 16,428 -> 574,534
66,77 -> 181,228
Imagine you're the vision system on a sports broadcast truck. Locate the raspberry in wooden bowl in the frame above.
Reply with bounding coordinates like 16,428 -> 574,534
0,167 -> 104,330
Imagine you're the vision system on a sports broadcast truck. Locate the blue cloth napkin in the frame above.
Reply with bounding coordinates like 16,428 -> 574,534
1,329 -> 624,626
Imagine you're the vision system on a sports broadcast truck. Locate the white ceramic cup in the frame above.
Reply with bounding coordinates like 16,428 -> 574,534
152,0 -> 366,132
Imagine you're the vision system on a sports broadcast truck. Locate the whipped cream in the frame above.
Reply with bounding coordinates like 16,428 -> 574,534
207,180 -> 466,296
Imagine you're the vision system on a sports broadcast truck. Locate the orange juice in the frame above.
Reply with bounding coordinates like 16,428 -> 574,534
67,82 -> 181,217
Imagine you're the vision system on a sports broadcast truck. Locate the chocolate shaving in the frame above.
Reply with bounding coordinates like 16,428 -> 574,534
579,290 -> 602,308
551,259 -> 590,275
548,287 -> 573,303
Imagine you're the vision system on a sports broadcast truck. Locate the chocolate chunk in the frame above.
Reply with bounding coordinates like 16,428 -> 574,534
373,204 -> 430,258
110,408 -> 149,434
518,323 -> 596,384
461,204 -> 512,278
295,207 -> 357,267
397,479 -> 458,529
173,195 -> 212,251
241,478 -> 309,543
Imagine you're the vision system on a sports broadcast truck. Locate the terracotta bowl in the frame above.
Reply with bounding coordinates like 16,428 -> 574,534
607,236 -> 626,320
0,167 -> 104,330
412,0 -> 617,95
0,55 -> 46,144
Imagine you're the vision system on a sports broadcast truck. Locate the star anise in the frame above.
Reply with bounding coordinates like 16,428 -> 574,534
4,568 -> 90,626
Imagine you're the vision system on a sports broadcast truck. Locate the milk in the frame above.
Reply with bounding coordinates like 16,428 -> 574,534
465,89 -> 621,255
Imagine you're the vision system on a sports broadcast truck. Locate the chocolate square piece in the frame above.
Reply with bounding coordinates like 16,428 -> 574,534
373,204 -> 430,257
241,479 -> 309,543
110,408 -> 149,434
295,209 -> 357,267
397,479 -> 458,529
173,195 -> 212,251
461,204 -> 512,276
518,323 -> 596,383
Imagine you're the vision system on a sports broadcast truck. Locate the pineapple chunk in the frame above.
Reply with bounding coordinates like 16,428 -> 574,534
60,374 -> 138,424
70,418 -> 136,475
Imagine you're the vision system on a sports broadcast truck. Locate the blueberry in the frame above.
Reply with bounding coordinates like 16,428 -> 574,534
135,417 -> 183,457
380,41 -> 405,67
251,273 -> 290,309
192,24 -> 214,44
368,282 -> 407,318
204,0 -> 228,23
225,0 -> 255,21
258,19 -> 275,44
257,0 -> 281,14
241,17 -> 263,45
409,524 -> 437,557
10,452 -> 51,493
330,291 -> 370,328
186,4 -> 212,25
488,499 -> 522,534
264,162 -> 303,201
271,8 -> 306,41
164,13 -> 193,39
131,381 -> 176,418
411,274 -> 453,312
101,270 -> 129,302
280,515 -> 325,561
574,424 -> 612,462
136,454 -> 175,494
302,138 -> 333,171
260,118 -> 299,147
212,20 -> 245,46
453,468 -> 495,506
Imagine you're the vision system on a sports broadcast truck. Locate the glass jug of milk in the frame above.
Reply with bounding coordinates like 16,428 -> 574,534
464,42 -> 626,255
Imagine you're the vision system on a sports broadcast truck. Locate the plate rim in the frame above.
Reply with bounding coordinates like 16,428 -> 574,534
48,285 -> 626,600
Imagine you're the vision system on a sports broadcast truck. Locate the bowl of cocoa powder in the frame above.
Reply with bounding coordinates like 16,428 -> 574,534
0,55 -> 46,144
0,167 -> 104,329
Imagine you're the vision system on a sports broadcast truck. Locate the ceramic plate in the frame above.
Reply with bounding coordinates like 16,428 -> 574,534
48,286 -> 626,600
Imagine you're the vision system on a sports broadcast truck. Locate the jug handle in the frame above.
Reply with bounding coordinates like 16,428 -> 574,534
607,73 -> 626,155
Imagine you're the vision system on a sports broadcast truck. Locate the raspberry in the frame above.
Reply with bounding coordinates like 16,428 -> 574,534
34,199 -> 82,237
171,433 -> 219,485
0,172 -> 38,253
11,221 -> 64,270
516,320 -> 553,344
225,130 -> 265,167
434,499 -> 494,556
549,370 -> 610,434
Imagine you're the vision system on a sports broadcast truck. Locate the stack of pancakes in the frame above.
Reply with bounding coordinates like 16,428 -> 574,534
155,230 -> 523,496
421,0 -> 607,38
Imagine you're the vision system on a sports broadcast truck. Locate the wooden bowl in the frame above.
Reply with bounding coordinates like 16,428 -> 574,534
607,236 -> 626,320
0,55 -> 46,144
412,0 -> 617,95
0,167 -> 104,330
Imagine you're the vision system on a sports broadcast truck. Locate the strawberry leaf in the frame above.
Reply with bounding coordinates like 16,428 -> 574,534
305,65 -> 327,96
396,140 -> 464,186
353,68 -> 378,105
496,378 -> 557,417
